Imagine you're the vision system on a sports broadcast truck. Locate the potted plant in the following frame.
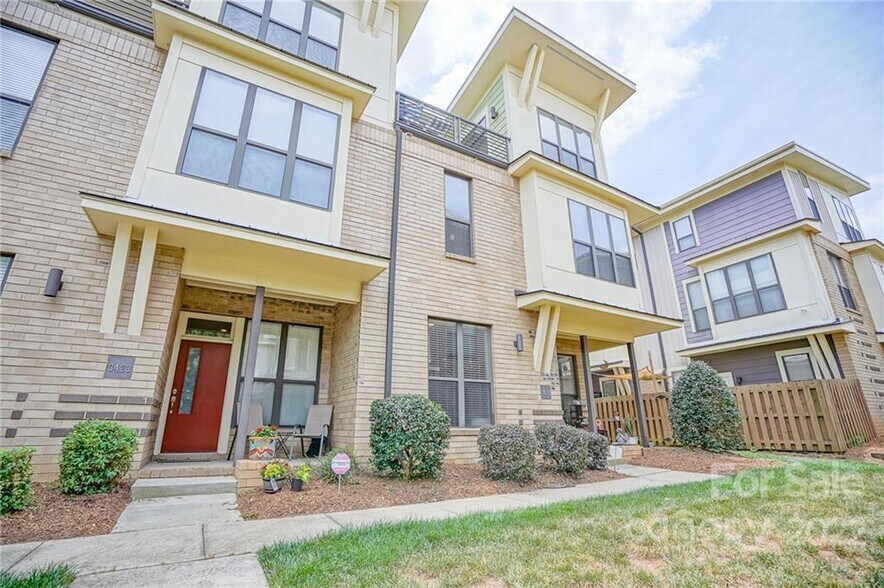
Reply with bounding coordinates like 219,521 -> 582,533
261,460 -> 288,493
290,463 -> 312,492
623,417 -> 638,445
248,425 -> 280,460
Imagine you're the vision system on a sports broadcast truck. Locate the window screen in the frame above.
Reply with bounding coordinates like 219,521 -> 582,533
0,26 -> 56,151
428,319 -> 492,427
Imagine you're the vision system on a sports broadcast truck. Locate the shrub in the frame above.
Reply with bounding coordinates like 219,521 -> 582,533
0,447 -> 35,514
59,420 -> 137,495
369,395 -> 450,479
477,425 -> 536,483
261,460 -> 288,480
534,422 -> 586,477
316,448 -> 359,484
670,361 -> 745,452
583,431 -> 609,470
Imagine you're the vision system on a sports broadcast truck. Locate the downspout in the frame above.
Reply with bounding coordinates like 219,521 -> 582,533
383,125 -> 404,398
637,229 -> 670,392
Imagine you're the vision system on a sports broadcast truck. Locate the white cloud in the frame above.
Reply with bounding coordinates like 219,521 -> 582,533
397,0 -> 723,153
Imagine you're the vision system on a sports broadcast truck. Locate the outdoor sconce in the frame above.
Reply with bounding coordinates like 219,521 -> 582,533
43,268 -> 63,297
513,333 -> 524,352
489,106 -> 498,120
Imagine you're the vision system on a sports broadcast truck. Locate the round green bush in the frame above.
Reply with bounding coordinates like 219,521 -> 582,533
316,448 -> 359,484
59,420 -> 137,495
369,395 -> 450,479
477,424 -> 536,483
582,431 -> 609,470
534,422 -> 586,477
0,447 -> 35,514
670,361 -> 745,451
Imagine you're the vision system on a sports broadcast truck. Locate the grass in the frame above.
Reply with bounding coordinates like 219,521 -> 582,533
259,458 -> 884,587
0,566 -> 75,588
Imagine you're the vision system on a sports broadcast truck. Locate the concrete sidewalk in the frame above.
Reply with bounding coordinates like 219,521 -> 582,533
0,465 -> 717,587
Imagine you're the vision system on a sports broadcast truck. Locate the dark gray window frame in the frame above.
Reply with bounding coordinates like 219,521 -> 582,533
219,0 -> 343,70
684,279 -> 711,332
828,253 -> 856,310
427,318 -> 494,429
830,195 -> 862,242
567,199 -> 635,288
0,253 -> 14,295
177,67 -> 340,211
0,24 -> 58,155
704,253 -> 786,324
781,352 -> 815,382
443,171 -> 474,258
673,215 -> 697,252
234,320 -> 323,427
796,171 -> 821,221
537,108 -> 596,179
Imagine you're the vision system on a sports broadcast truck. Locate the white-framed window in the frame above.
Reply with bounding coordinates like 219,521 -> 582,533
705,253 -> 786,323
428,319 -> 493,428
443,173 -> 473,257
538,109 -> 596,178
673,215 -> 697,252
796,172 -> 821,220
568,200 -> 634,287
830,194 -> 863,242
828,253 -> 856,310
685,279 -> 710,332
776,348 -> 820,382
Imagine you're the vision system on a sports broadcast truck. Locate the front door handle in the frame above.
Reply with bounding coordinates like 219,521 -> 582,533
169,389 -> 177,414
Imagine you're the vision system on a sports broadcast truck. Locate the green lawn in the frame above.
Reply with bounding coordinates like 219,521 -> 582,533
259,458 -> 884,587
0,566 -> 75,588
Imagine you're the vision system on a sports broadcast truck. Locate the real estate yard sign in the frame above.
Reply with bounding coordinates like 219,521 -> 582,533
331,453 -> 351,491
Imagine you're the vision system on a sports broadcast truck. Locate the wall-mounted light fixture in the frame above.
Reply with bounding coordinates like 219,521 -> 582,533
43,268 -> 63,297
513,333 -> 524,352
489,106 -> 498,120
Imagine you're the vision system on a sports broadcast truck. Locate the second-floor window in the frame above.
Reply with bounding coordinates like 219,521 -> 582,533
180,69 -> 339,209
428,319 -> 493,428
830,195 -> 863,242
444,173 -> 473,257
797,172 -> 821,220
0,254 -> 13,295
828,253 -> 856,310
568,200 -> 634,287
673,215 -> 697,252
705,253 -> 785,323
538,110 -> 596,178
0,25 -> 56,152
221,0 -> 342,70
685,280 -> 710,331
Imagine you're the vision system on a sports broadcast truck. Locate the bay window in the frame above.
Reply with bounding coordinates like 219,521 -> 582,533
568,200 -> 634,287
705,253 -> 786,323
428,319 -> 492,428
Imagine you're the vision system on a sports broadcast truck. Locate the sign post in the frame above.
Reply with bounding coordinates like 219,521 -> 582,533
330,453 -> 351,492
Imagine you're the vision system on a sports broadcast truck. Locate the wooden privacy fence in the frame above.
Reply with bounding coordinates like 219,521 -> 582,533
593,379 -> 874,453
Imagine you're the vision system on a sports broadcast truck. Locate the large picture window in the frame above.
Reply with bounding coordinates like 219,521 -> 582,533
538,109 -> 596,178
0,26 -> 56,152
237,321 -> 321,427
444,173 -> 472,257
220,0 -> 342,69
830,195 -> 863,242
568,200 -> 634,287
180,69 -> 339,209
428,319 -> 492,428
705,253 -> 786,323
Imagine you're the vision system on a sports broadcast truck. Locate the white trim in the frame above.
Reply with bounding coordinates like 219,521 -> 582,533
806,336 -> 833,379
127,226 -> 158,336
775,347 -> 822,382
718,371 -> 735,387
813,333 -> 841,378
681,276 -> 711,334
100,222 -> 132,334
153,311 -> 246,456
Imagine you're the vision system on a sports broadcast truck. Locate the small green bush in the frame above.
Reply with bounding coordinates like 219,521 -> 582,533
477,424 -> 536,483
369,395 -> 450,479
583,431 -> 609,470
534,422 -> 586,477
316,448 -> 359,484
0,447 -> 35,514
0,564 -> 75,588
670,361 -> 745,451
58,420 -> 137,495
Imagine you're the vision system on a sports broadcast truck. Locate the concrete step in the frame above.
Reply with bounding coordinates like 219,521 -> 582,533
138,460 -> 235,479
131,476 -> 238,500
113,493 -> 242,532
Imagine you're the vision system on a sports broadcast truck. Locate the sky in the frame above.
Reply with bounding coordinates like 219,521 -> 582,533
397,0 -> 883,239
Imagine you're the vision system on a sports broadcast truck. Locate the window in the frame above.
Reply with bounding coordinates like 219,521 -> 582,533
705,253 -> 786,323
428,319 -> 492,428
237,321 -> 321,426
220,0 -> 342,69
444,173 -> 472,257
670,368 -> 685,385
830,195 -> 863,242
600,380 -> 618,397
568,200 -> 634,287
829,253 -> 856,310
0,26 -> 56,152
180,69 -> 339,209
538,109 -> 596,178
685,280 -> 710,331
797,172 -> 820,220
672,216 -> 697,251
777,350 -> 818,382
0,254 -> 13,294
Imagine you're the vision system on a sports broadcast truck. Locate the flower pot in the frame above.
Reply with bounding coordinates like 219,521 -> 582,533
263,476 -> 286,493
290,478 -> 304,492
248,436 -> 278,460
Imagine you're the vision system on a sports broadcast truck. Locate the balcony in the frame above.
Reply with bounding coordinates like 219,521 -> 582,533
396,93 -> 509,166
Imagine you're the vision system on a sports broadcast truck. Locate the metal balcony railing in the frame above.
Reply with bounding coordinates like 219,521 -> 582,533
396,93 -> 510,166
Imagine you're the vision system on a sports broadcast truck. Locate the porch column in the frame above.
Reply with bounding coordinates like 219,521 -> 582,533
579,335 -> 596,427
234,285 -> 265,460
627,342 -> 650,448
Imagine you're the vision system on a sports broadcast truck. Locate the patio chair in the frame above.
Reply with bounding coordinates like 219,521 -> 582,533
289,405 -> 333,458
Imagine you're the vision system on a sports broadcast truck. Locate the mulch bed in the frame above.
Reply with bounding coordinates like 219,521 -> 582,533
629,447 -> 781,474
843,439 -> 884,464
0,483 -> 130,545
238,464 -> 624,520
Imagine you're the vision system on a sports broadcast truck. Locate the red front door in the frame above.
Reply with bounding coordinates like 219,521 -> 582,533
161,340 -> 231,453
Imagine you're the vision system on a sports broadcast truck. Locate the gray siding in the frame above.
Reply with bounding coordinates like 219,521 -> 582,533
700,339 -> 811,385
665,172 -> 797,343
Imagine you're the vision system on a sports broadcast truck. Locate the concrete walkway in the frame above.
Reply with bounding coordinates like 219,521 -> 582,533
0,465 -> 717,587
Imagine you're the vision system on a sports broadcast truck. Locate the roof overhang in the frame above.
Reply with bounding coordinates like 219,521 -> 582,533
152,1 -> 376,118
448,9 -> 635,120
508,152 -> 660,225
678,319 -> 856,357
81,194 -> 388,305
392,0 -> 428,58
684,220 -> 822,268
841,239 -> 884,263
